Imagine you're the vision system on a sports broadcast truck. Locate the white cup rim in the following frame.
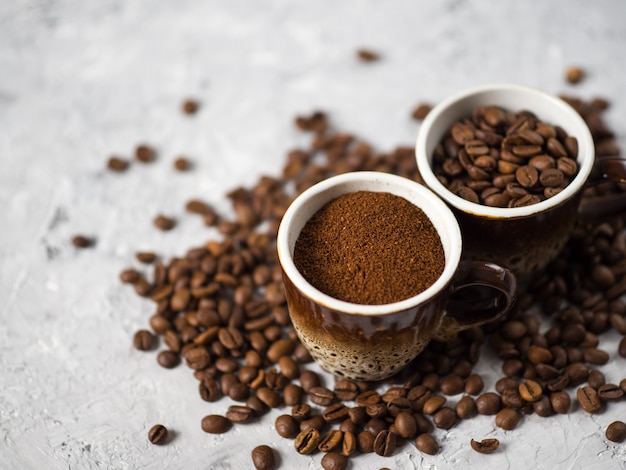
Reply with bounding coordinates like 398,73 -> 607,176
276,171 -> 462,315
415,83 -> 595,218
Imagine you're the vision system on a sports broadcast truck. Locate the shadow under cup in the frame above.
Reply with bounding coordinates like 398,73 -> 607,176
276,172 -> 516,381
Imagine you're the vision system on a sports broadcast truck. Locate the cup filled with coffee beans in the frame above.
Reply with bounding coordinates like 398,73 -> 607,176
415,83 -> 626,281
276,171 -> 517,381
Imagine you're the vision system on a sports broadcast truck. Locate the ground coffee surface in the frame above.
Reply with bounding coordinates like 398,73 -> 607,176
293,190 -> 445,305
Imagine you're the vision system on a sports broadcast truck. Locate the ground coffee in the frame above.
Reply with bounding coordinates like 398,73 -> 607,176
293,191 -> 445,305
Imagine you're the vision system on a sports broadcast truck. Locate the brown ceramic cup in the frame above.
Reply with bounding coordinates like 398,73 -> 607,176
415,84 -> 626,282
276,171 -> 517,381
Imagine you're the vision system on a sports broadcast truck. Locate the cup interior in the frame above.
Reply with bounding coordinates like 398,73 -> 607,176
415,84 -> 595,218
276,171 -> 462,315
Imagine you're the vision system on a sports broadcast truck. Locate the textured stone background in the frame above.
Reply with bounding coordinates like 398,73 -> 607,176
2,0 -> 626,468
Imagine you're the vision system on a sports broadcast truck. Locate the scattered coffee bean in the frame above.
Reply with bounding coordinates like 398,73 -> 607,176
71,235 -> 93,248
495,407 -> 520,430
415,433 -> 439,455
157,350 -> 180,369
357,48 -> 379,62
373,430 -> 397,457
107,156 -> 129,172
606,421 -> 626,443
133,329 -> 156,351
318,429 -> 343,453
470,438 -> 500,454
174,156 -> 192,171
251,445 -> 276,470
148,424 -> 168,445
577,386 -> 602,413
294,428 -> 320,454
275,414 -> 299,438
565,66 -> 584,84
201,414 -> 231,434
136,251 -> 157,264
597,383 -> 624,401
181,99 -> 200,115
411,103 -> 432,121
321,451 -> 348,470
550,391 -> 571,414
135,144 -> 156,163
154,214 -> 176,231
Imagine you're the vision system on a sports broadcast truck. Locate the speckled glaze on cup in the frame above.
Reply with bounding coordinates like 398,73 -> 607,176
416,84 -> 626,281
277,172 -> 517,381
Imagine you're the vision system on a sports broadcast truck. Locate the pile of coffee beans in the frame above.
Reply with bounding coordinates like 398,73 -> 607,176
124,95 -> 625,468
432,106 -> 580,207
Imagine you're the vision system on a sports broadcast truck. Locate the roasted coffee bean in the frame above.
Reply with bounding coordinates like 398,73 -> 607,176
107,156 -> 129,172
433,407 -> 457,430
299,370 -> 321,393
527,345 -> 553,364
583,348 -> 609,365
423,395 -> 446,415
566,362 -> 590,385
550,391 -> 571,414
334,379 -> 359,401
283,383 -> 304,406
373,430 -> 397,457
148,424 -> 168,445
470,438 -> 500,454
456,395 -> 477,419
357,430 -> 376,453
228,382 -> 250,402
256,387 -> 282,408
181,99 -> 200,115
275,414 -> 299,438
251,445 -> 276,470
598,383 -> 624,401
415,433 -> 439,455
291,404 -> 312,421
201,414 -> 231,434
321,452 -> 348,470
133,330 -> 156,351
518,379 -> 543,402
154,214 -> 176,231
341,431 -> 356,457
184,346 -> 211,370
135,144 -> 156,162
157,350 -> 180,369
322,403 -> 349,423
476,392 -> 501,415
356,390 -> 381,407
577,386 -> 602,413
501,388 -> 524,409
277,356 -> 300,380
495,407 -> 520,430
606,421 -> 626,443
309,386 -> 335,406
464,374 -> 484,395
294,428 -> 321,455
71,234 -> 93,248
394,412 -> 417,439
364,417 -> 388,437
587,370 -> 606,389
348,406 -> 368,426
440,375 -> 465,395
226,405 -> 254,423
318,429 -> 343,452
300,415 -> 327,433
199,378 -> 221,402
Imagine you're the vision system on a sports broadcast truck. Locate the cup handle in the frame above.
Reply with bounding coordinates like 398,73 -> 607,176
434,260 -> 517,341
579,156 -> 626,220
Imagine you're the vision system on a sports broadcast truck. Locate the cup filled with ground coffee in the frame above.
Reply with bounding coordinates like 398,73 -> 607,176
276,171 -> 517,381
415,83 -> 626,281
